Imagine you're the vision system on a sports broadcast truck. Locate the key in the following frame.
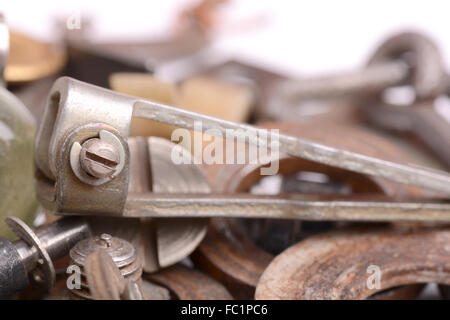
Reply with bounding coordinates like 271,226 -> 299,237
363,97 -> 450,169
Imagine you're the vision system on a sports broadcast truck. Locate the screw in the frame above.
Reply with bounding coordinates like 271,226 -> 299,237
79,138 -> 119,179
99,233 -> 113,247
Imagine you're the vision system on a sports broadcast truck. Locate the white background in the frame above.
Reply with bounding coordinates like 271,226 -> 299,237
2,0 -> 450,78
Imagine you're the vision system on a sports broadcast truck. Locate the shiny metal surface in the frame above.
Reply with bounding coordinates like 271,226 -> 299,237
0,216 -> 90,297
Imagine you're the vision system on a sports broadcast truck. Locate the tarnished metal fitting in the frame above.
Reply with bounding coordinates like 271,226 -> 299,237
69,234 -> 142,300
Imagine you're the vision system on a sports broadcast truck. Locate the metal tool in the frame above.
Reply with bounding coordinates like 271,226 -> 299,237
33,77 -> 450,223
0,216 -> 90,299
255,224 -> 450,300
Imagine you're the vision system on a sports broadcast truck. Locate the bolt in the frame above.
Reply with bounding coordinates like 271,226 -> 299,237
79,138 -> 119,179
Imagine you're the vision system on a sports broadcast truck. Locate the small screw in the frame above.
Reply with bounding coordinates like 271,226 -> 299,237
99,233 -> 113,247
79,138 -> 119,179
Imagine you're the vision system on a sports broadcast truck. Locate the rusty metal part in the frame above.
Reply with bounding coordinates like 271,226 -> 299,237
69,234 -> 142,300
191,219 -> 272,299
5,31 -> 66,83
255,224 -> 450,300
146,263 -> 233,300
368,284 -> 424,300
86,136 -> 210,273
193,122 -> 426,298
140,280 -> 170,300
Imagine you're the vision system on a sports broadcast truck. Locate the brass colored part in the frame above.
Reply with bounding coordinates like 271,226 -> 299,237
109,73 -> 254,143
5,32 -> 67,83
178,75 -> 254,123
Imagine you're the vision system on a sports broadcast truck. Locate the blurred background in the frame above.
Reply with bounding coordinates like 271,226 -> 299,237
3,0 -> 450,77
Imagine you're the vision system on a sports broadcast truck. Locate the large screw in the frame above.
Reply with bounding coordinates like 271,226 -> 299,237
79,138 -> 120,179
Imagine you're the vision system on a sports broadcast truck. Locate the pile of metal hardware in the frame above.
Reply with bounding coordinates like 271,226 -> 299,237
1,6 -> 450,300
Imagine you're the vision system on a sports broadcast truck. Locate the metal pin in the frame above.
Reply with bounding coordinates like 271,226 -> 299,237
132,98 -> 450,195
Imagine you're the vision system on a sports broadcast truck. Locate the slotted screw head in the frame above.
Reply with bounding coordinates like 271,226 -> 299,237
79,138 -> 120,179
